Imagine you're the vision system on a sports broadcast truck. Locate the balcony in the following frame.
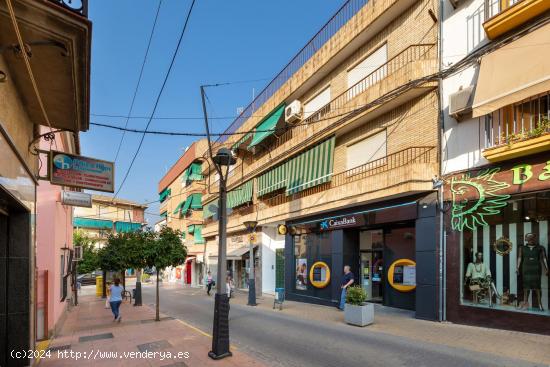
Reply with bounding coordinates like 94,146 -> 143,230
203,146 -> 437,236
483,0 -> 550,39
482,93 -> 550,162
204,44 -> 437,201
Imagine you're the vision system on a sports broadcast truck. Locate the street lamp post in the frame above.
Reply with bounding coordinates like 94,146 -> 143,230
201,86 -> 236,360
243,220 -> 258,306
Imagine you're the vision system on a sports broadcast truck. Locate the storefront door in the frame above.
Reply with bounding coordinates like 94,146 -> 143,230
361,250 -> 384,302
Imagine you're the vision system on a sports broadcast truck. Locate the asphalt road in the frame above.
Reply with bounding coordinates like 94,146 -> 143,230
141,284 -> 538,367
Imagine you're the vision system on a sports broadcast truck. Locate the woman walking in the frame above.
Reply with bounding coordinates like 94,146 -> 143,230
206,271 -> 214,296
109,278 -> 124,322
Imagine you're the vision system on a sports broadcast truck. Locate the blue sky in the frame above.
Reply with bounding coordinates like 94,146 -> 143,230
82,0 -> 346,224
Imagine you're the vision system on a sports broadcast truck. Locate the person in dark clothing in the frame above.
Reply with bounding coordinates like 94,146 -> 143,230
339,265 -> 354,310
206,271 -> 214,296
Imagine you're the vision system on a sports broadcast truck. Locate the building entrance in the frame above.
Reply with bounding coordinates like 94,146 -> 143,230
360,230 -> 384,302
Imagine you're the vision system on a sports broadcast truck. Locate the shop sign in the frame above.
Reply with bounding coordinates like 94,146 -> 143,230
50,151 -> 114,193
61,191 -> 92,208
446,156 -> 550,232
318,215 -> 364,231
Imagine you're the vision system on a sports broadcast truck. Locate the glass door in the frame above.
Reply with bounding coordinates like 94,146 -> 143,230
360,252 -> 372,300
371,250 -> 383,302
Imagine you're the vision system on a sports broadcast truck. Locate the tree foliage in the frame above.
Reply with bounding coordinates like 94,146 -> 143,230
144,226 -> 187,270
98,232 -> 131,272
74,230 -> 99,274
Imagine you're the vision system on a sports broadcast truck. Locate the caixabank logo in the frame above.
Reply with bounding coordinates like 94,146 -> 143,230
319,216 -> 357,231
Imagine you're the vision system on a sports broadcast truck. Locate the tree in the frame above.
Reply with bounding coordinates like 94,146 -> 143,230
74,230 -> 99,274
124,230 -> 153,306
98,232 -> 131,295
144,226 -> 187,321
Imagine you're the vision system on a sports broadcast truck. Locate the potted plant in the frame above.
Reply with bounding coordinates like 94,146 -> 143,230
344,286 -> 374,326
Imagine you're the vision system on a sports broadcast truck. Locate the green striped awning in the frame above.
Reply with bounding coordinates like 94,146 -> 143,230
286,136 -> 335,195
232,132 -> 252,150
227,180 -> 253,209
188,163 -> 203,181
257,162 -> 288,197
159,188 -> 171,203
248,104 -> 286,149
73,217 -> 113,229
194,225 -> 205,244
160,211 -> 167,218
181,196 -> 193,215
173,200 -> 186,214
114,221 -> 142,233
203,199 -> 218,219
188,224 -> 195,234
190,193 -> 202,209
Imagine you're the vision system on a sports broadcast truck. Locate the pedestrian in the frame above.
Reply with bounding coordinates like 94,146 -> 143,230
109,278 -> 124,322
226,271 -> 234,299
206,271 -> 215,296
339,265 -> 354,311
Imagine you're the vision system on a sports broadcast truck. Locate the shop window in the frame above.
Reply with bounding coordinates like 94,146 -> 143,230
294,235 -> 308,291
457,192 -> 550,316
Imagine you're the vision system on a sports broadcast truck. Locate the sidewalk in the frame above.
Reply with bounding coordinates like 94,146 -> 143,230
223,288 -> 550,366
39,292 -> 264,367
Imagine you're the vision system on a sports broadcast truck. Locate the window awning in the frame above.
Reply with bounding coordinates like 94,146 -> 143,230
257,162 -> 288,197
190,193 -> 202,209
203,199 -> 218,219
188,163 -> 203,181
114,221 -> 142,233
159,188 -> 171,203
160,211 -> 167,218
232,132 -> 253,150
286,136 -> 335,195
188,224 -> 195,234
227,244 -> 257,260
248,104 -> 286,149
181,196 -> 193,215
194,225 -> 205,244
472,23 -> 550,118
227,180 -> 253,209
73,217 -> 113,229
173,200 -> 186,214
181,168 -> 190,183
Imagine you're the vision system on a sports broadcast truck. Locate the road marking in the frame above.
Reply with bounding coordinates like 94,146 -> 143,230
175,319 -> 238,351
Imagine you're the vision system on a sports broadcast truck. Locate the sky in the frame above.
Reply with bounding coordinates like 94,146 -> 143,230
82,0 -> 347,225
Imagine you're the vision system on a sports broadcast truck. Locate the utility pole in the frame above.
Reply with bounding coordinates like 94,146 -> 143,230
201,85 -> 235,360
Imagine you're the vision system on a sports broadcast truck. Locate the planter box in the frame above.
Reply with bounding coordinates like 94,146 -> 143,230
482,134 -> 550,162
344,303 -> 374,327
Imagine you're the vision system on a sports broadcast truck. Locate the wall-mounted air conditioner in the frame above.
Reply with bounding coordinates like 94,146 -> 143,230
449,85 -> 474,121
285,100 -> 302,123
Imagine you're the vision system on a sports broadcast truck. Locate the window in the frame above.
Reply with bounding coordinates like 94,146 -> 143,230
304,86 -> 331,120
346,130 -> 387,170
294,235 -> 308,291
347,44 -> 387,99
466,3 -> 485,52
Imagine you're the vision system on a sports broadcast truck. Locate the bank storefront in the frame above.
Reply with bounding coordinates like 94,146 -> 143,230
284,194 -> 440,320
444,153 -> 550,334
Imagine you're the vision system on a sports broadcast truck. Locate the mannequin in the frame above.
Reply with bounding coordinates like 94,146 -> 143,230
517,233 -> 549,311
466,252 -> 493,304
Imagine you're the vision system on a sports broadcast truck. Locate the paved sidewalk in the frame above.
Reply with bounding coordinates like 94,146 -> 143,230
39,293 -> 264,367
211,287 -> 550,366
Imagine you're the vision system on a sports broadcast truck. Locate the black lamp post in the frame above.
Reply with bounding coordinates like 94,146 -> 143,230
243,220 -> 258,306
201,85 -> 236,360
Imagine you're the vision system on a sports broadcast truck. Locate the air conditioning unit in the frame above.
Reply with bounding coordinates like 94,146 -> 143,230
285,100 -> 302,123
449,86 -> 474,121
74,245 -> 83,261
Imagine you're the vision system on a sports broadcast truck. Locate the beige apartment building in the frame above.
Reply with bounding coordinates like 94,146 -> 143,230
73,195 -> 147,247
157,139 -> 208,286
202,0 -> 441,319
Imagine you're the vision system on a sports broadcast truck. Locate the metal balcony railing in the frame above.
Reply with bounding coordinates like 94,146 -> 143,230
47,0 -> 88,17
216,0 -> 370,144
484,0 -> 522,20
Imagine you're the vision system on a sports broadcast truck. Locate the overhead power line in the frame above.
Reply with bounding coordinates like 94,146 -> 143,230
114,0 -> 197,201
113,0 -> 164,164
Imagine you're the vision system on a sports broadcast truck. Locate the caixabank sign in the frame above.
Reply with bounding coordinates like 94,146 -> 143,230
319,215 -> 365,231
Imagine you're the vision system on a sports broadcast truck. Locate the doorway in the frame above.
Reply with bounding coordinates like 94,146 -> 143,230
360,229 -> 384,302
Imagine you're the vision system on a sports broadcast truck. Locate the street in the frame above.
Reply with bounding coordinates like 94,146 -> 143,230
141,283 -> 541,367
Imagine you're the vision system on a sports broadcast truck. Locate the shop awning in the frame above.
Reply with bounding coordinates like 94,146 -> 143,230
227,180 -> 253,209
257,162 -> 288,197
248,104 -> 286,150
227,245 -> 257,260
73,217 -> 113,229
472,23 -> 550,118
232,132 -> 253,150
286,136 -> 335,195
114,221 -> 142,233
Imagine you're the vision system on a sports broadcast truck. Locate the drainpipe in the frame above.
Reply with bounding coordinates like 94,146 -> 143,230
438,0 -> 446,322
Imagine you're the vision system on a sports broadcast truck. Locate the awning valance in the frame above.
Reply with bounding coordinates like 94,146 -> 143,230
227,244 -> 257,260
472,23 -> 550,118
248,104 -> 286,149
227,180 -> 253,209
73,217 -> 113,229
257,162 -> 288,197
286,136 -> 335,195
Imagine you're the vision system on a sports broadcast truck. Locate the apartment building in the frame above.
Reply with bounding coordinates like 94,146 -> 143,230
73,195 -> 147,247
157,139 -> 208,286
0,0 -> 91,363
202,0 -> 441,320
442,0 -> 550,333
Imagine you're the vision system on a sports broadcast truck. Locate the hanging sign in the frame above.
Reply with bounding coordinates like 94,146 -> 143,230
50,151 -> 115,193
61,191 -> 92,208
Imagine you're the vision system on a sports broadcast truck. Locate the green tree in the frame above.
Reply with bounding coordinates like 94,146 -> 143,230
144,226 -> 187,321
124,230 -> 153,306
74,230 -> 99,274
98,232 -> 131,290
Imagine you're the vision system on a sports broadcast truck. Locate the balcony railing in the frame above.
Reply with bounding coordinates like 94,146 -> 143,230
216,0 -> 370,144
47,0 -> 88,17
485,0 -> 522,20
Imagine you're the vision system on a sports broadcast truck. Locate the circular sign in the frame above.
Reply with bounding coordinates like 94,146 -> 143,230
277,224 -> 287,235
309,261 -> 331,288
248,233 -> 256,243
388,259 -> 416,292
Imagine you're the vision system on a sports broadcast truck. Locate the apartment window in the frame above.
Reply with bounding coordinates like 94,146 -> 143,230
303,86 -> 331,120
466,3 -> 485,52
347,43 -> 387,99
346,129 -> 387,170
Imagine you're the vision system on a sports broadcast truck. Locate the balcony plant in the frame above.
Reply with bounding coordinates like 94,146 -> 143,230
344,286 -> 374,327
499,117 -> 550,146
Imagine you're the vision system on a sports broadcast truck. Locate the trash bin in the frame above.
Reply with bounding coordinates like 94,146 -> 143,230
96,276 -> 103,297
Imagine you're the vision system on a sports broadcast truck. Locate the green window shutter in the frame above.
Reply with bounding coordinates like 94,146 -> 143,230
173,200 -> 186,215
286,136 -> 335,195
181,231 -> 186,239
194,225 -> 205,244
73,217 -> 113,229
188,224 -> 195,234
188,163 -> 203,181
160,211 -> 167,218
227,180 -> 253,209
181,168 -> 190,184
248,104 -> 286,149
190,193 -> 202,209
257,162 -> 288,197
181,196 -> 193,216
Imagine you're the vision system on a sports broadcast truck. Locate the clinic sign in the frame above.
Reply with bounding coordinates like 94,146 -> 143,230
50,151 -> 114,193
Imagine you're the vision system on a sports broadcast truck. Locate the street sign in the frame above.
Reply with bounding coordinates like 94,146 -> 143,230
61,191 -> 92,208
50,151 -> 115,192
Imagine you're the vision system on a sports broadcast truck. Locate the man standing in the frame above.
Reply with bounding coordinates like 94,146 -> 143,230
339,265 -> 354,310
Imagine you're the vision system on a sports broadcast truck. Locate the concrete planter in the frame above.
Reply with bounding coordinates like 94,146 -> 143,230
344,303 -> 374,327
